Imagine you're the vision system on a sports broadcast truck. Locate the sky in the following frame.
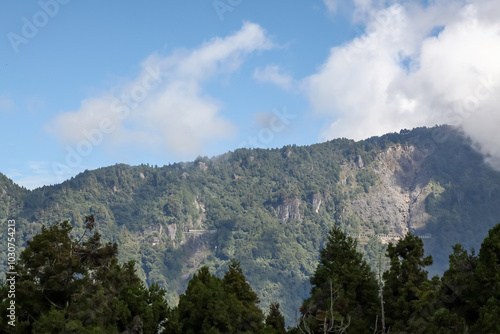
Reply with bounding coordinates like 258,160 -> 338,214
1,0 -> 499,189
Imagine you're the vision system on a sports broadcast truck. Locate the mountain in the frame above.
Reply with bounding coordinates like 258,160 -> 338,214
2,125 -> 500,324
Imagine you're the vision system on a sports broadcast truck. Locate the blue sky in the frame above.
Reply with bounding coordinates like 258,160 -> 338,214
1,0 -> 500,189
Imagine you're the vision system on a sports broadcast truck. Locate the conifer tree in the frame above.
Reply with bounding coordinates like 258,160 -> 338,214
177,266 -> 235,334
265,302 -> 287,334
299,225 -> 379,333
176,260 -> 266,334
223,259 -> 265,333
382,233 -> 434,332
0,217 -> 169,333
473,224 -> 500,333
438,244 -> 478,328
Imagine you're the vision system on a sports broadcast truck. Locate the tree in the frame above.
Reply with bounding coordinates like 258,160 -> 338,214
265,302 -> 286,334
0,216 -> 169,333
382,233 -> 435,333
223,259 -> 265,333
473,223 -> 500,333
298,225 -> 379,333
438,244 -> 478,328
175,260 -> 266,334
176,266 -> 235,334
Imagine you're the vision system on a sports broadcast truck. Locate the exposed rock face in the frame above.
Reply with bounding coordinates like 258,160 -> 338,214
350,145 -> 432,237
167,223 -> 177,241
194,198 -> 207,227
311,193 -> 322,213
276,198 -> 302,222
355,155 -> 364,169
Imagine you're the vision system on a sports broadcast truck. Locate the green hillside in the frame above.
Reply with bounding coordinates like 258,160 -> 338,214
2,125 -> 500,324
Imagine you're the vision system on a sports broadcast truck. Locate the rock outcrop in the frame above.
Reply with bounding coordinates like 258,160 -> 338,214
349,145 -> 432,238
276,197 -> 302,222
311,193 -> 322,213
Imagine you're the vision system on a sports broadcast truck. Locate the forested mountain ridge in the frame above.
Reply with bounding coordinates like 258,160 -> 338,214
2,125 -> 500,324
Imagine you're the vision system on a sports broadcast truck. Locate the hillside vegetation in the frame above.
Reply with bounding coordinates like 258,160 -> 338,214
4,214 -> 500,332
2,125 -> 500,323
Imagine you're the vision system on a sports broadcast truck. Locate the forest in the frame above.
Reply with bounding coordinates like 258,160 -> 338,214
2,214 -> 500,333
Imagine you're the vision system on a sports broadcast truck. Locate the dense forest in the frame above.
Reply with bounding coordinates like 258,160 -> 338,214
2,215 -> 500,333
1,125 -> 500,324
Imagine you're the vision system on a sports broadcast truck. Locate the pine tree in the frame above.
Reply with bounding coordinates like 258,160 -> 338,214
223,259 -> 265,333
265,302 -> 287,334
438,244 -> 478,328
177,266 -> 235,334
473,223 -> 500,333
382,233 -> 435,332
299,225 -> 379,333
176,260 -> 266,334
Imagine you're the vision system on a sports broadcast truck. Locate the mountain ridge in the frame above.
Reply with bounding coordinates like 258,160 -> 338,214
2,124 -> 500,324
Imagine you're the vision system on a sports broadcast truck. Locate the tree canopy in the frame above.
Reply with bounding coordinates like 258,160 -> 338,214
0,216 -> 169,333
298,225 -> 380,333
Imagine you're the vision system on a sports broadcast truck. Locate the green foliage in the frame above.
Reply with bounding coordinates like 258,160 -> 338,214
1,125 -> 500,326
299,225 -> 380,333
174,262 -> 265,334
384,227 -> 500,333
176,266 -> 236,334
420,131 -> 500,275
439,244 -> 479,326
4,209 -> 500,332
383,233 -> 434,332
0,217 -> 169,333
265,302 -> 286,334
356,169 -> 378,193
472,223 -> 500,332
223,259 -> 265,332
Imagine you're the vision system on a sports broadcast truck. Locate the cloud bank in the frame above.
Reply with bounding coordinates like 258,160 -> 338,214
308,0 -> 500,169
47,22 -> 273,158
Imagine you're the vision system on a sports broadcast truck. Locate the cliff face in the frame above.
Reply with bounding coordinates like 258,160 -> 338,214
311,193 -> 322,213
275,198 -> 302,222
350,145 -> 432,238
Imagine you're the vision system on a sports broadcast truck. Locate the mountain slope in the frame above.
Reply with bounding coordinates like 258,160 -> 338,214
2,125 -> 500,324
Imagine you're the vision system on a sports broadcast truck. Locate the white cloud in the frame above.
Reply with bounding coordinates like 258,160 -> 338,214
47,22 -> 273,159
303,0 -> 500,169
253,65 -> 294,91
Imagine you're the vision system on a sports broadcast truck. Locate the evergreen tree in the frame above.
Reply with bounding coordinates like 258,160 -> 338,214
176,261 -> 266,334
176,266 -> 235,334
223,259 -> 265,333
0,217 -> 169,333
299,225 -> 379,333
438,244 -> 478,329
473,223 -> 500,333
382,233 -> 435,333
265,302 -> 286,334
